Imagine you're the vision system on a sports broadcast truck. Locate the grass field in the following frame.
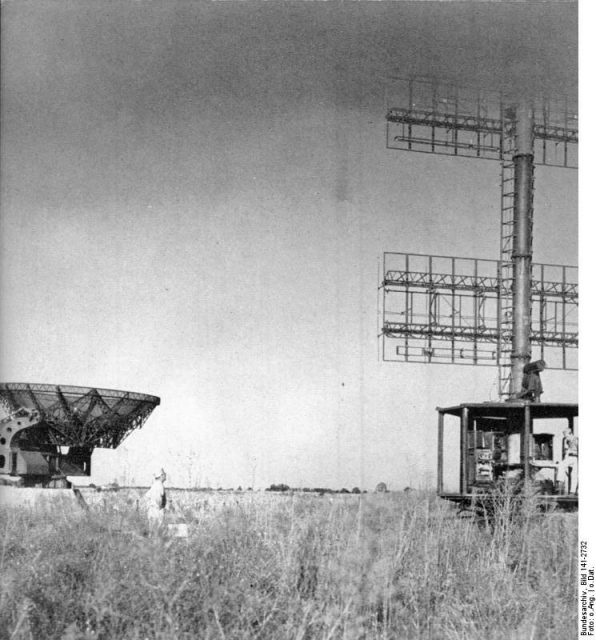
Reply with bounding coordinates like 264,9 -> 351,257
0,489 -> 577,640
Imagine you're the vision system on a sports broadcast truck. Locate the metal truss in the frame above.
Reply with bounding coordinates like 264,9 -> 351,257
0,383 -> 160,449
385,77 -> 577,168
383,268 -> 576,299
380,252 -> 577,370
382,323 -> 575,349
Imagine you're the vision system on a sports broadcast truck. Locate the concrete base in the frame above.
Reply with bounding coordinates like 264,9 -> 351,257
0,486 -> 86,509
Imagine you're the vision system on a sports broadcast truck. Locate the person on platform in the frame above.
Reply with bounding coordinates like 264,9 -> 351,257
519,359 -> 546,402
145,468 -> 167,526
557,429 -> 578,494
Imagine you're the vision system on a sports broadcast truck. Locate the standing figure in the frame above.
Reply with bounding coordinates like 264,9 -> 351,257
557,429 -> 578,494
146,468 -> 167,526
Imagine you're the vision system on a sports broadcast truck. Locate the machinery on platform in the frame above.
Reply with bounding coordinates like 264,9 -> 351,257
436,400 -> 578,510
0,383 -> 160,489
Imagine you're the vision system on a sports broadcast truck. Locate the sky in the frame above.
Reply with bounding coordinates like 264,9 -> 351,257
0,1 -> 578,490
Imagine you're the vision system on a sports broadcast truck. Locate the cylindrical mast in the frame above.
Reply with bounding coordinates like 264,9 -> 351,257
510,102 -> 534,396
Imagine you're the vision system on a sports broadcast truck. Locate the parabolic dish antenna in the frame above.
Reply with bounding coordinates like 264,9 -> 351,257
0,383 -> 160,487
0,383 -> 160,449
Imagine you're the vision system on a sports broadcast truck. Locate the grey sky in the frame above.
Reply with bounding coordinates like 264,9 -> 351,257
1,2 -> 577,489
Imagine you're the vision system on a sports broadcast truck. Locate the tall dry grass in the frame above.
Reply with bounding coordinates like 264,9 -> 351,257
0,490 -> 576,640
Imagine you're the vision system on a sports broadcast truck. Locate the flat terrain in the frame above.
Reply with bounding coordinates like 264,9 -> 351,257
0,489 -> 577,639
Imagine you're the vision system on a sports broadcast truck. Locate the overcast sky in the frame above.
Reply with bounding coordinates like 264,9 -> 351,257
1,1 -> 578,489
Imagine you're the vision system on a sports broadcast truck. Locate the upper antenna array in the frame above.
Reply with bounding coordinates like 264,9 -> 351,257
385,76 -> 577,168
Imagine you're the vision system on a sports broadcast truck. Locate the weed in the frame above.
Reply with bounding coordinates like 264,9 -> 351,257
0,490 -> 576,639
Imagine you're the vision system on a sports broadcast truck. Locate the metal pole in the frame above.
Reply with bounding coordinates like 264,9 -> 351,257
510,102 -> 534,396
522,404 -> 532,488
461,407 -> 469,494
437,412 -> 444,494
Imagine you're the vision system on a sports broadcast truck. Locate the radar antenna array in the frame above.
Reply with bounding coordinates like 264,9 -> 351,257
385,76 -> 577,167
381,77 -> 578,398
